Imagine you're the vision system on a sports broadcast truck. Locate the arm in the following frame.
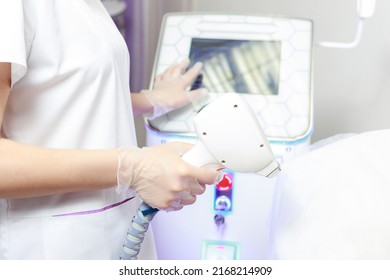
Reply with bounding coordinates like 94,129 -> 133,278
0,62 -> 218,209
0,62 -> 118,198
0,139 -> 118,198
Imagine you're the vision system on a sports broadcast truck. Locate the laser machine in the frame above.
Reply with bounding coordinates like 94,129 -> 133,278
145,13 -> 314,259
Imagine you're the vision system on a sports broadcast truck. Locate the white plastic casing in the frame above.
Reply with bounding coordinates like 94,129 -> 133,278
181,93 -> 280,177
148,13 -> 313,143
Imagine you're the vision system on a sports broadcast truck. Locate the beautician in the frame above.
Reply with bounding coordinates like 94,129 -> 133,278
0,0 -> 218,259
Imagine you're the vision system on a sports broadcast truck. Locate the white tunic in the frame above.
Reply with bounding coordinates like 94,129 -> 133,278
0,0 -> 156,259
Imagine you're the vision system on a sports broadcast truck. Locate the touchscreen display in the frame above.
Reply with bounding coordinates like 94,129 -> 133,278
189,38 -> 281,95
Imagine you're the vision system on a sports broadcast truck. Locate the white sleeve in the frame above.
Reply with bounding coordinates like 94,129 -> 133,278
0,0 -> 28,87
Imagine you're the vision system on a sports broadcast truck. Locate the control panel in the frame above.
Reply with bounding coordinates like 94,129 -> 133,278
214,170 -> 234,214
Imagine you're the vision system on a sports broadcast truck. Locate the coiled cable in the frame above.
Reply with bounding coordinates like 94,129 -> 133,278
120,202 -> 158,260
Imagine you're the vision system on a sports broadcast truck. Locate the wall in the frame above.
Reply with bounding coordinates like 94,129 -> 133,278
126,0 -> 390,146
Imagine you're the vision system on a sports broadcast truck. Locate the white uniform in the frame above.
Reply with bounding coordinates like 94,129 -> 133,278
0,0 -> 156,259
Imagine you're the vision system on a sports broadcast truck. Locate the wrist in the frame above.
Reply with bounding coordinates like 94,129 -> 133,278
131,91 -> 154,117
140,90 -> 156,119
116,146 -> 142,193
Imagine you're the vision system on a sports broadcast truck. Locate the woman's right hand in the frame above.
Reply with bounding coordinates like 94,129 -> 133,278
117,142 -> 220,210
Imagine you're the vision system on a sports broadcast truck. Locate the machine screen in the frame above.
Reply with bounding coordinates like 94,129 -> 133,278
189,38 -> 281,95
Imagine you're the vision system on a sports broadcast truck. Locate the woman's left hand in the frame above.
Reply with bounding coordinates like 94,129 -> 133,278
143,59 -> 208,119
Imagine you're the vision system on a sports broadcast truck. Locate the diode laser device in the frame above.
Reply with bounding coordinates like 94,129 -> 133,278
120,93 -> 280,260
145,13 -> 313,259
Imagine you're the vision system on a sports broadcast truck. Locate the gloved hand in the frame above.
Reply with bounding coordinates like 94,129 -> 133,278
143,59 -> 208,119
117,142 -> 220,211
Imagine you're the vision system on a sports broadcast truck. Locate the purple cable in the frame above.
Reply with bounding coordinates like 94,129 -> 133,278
53,196 -> 135,217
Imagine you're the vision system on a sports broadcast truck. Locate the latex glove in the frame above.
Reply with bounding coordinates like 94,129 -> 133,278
143,59 -> 208,119
117,142 -> 220,211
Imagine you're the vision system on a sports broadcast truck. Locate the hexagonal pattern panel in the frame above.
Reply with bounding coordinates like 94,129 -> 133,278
149,14 -> 313,142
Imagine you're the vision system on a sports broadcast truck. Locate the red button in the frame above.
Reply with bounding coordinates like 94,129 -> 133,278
216,173 -> 233,191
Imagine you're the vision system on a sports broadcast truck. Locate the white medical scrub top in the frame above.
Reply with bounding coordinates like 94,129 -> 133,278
0,0 -> 156,259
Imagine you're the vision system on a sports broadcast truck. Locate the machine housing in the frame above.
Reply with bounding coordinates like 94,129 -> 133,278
145,13 -> 313,259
